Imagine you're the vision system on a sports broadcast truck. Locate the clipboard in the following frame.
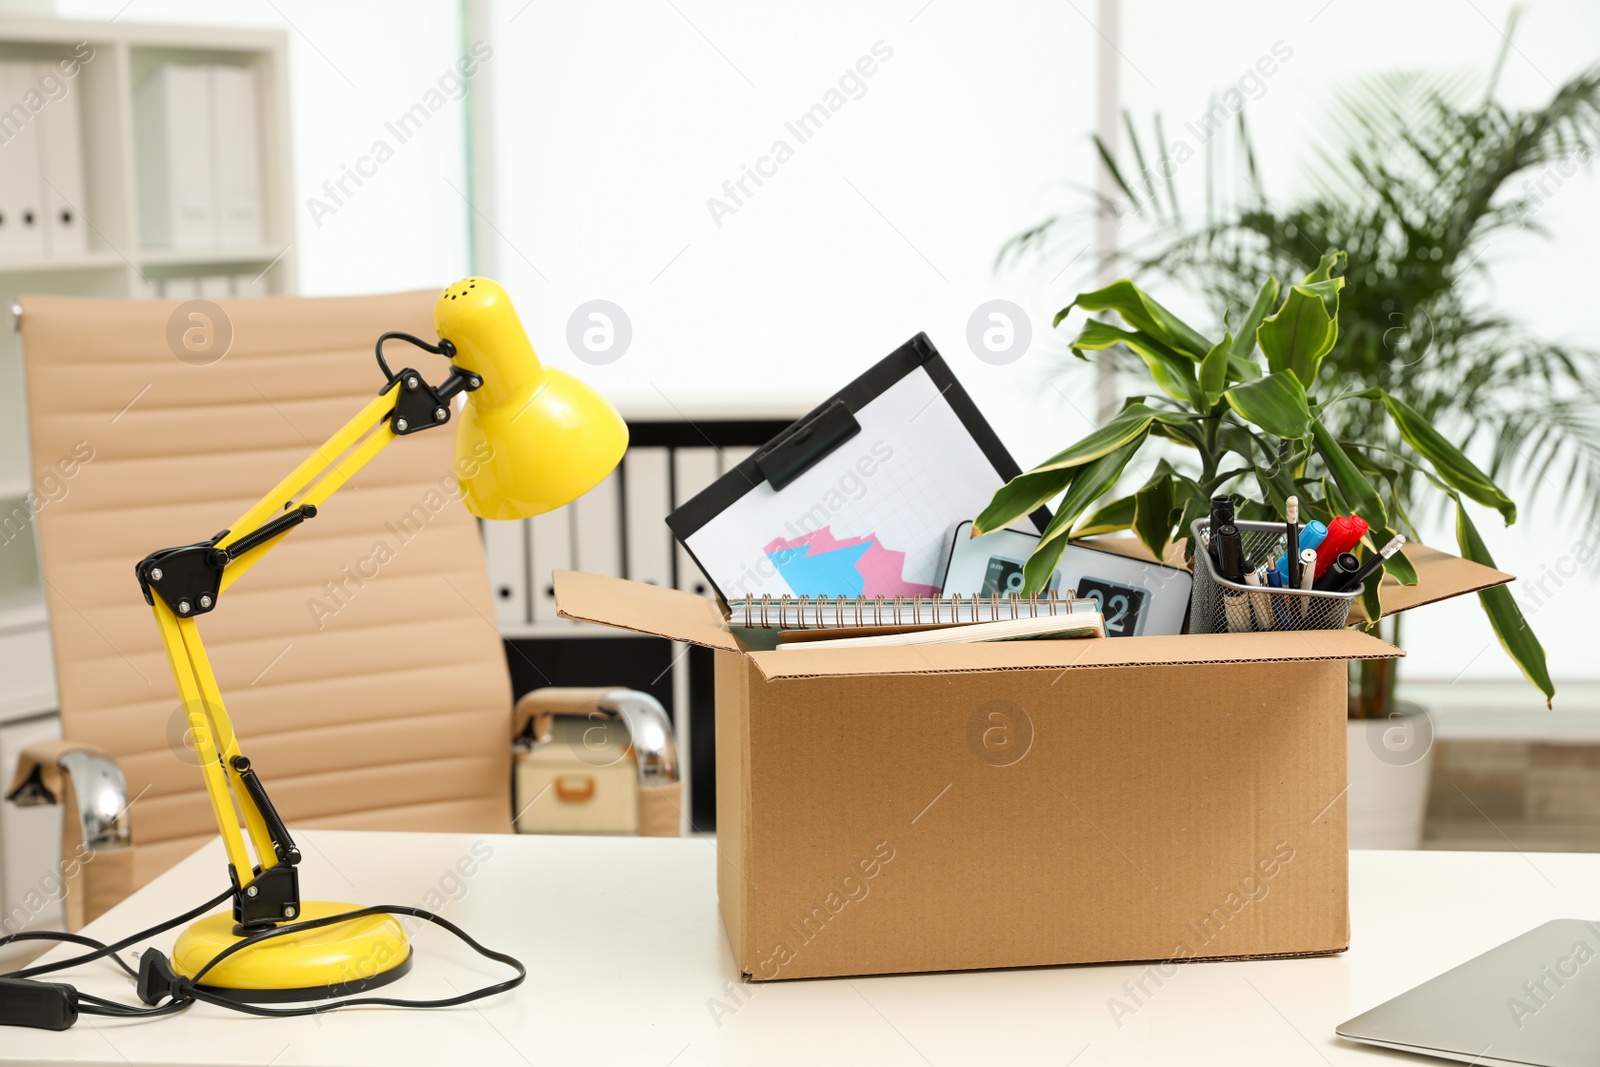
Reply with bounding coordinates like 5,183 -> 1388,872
666,333 -> 1047,602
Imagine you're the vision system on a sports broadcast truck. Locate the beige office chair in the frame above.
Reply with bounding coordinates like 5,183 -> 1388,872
4,291 -> 678,929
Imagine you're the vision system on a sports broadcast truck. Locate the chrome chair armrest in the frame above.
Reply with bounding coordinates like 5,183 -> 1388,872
7,743 -> 132,853
596,689 -> 679,787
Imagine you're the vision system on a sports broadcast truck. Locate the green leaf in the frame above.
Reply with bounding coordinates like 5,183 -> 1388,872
1381,392 -> 1517,524
973,466 -> 1075,537
1228,498 -> 1270,522
1455,502 -> 1554,706
976,404 -> 1171,536
1199,333 -> 1233,408
1174,491 -> 1213,549
1150,419 -> 1204,449
1022,534 -> 1071,597
1257,283 -> 1339,387
1025,403 -> 1196,475
1132,468 -> 1179,561
1320,475 -> 1351,517
1309,420 -> 1388,532
1070,321 -> 1203,408
1301,249 -> 1346,285
1039,434 -> 1149,548
1055,279 -> 1214,358
1022,434 -> 1149,591
1228,276 -> 1278,363
1215,424 -> 1263,466
1224,371 -> 1313,440
1228,354 -> 1263,382
1073,495 -> 1136,537
1360,574 -> 1383,629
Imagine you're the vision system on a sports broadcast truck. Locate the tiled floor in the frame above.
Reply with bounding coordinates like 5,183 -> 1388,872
1424,739 -> 1600,851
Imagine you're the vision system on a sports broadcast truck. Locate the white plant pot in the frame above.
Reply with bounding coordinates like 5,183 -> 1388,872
1347,701 -> 1435,849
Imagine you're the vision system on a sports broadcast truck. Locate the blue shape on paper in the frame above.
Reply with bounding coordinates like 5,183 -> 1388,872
766,540 -> 872,597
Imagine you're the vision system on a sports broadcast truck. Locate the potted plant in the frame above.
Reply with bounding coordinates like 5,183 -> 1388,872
1000,37 -> 1599,726
973,253 -> 1554,846
995,32 -> 1600,843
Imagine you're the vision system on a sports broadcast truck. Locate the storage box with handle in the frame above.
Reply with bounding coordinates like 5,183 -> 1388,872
512,688 -> 681,836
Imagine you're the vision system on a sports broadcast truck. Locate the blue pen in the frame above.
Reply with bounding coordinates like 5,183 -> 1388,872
1276,520 -> 1328,583
1265,567 -> 1289,628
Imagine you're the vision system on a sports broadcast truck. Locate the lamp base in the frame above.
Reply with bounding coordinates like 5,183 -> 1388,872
172,901 -> 412,1003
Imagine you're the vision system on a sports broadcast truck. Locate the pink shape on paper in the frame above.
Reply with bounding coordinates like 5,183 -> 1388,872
763,526 -> 938,598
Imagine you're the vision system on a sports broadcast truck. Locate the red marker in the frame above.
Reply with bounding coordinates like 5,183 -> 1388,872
1316,515 -> 1369,579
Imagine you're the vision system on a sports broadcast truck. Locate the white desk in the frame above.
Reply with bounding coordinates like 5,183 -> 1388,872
4,831 -> 1595,1066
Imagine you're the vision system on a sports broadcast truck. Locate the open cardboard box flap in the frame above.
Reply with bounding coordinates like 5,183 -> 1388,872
553,569 -> 741,651
1357,543 -> 1514,621
554,570 -> 1403,679
1079,535 -> 1512,622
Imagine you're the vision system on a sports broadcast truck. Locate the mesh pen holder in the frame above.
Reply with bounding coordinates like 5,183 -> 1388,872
1189,519 -> 1359,634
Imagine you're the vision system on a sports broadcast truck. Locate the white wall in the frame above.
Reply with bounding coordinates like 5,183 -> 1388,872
55,1 -> 1600,696
56,0 -> 474,294
476,0 -> 1097,467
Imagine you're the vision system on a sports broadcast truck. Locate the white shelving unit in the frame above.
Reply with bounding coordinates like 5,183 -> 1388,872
0,16 -> 295,939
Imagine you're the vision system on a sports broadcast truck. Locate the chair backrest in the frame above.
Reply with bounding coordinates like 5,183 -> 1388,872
18,291 -> 512,891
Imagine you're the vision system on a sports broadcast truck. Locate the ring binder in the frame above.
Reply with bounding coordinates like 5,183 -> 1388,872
728,593 -> 1092,630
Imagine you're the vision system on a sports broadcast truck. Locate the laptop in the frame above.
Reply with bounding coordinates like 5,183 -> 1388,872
1337,919 -> 1600,1066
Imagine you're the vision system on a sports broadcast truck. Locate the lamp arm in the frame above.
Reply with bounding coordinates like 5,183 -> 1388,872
137,352 -> 481,933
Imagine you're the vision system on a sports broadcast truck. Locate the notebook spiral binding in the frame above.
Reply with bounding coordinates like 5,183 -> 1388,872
729,593 -> 1091,630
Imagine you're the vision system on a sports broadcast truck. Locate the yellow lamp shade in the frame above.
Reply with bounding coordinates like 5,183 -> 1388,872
434,278 -> 628,520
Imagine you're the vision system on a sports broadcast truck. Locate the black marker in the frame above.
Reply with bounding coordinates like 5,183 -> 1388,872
1208,496 -> 1235,560
1313,551 -> 1362,592
1330,535 -> 1407,593
1214,522 -> 1245,583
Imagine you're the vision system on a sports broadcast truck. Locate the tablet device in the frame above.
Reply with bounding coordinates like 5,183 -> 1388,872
937,521 -> 1191,637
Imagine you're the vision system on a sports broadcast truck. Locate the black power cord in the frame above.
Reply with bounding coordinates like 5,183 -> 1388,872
0,889 -> 525,1030
373,331 -> 456,384
3,887 -> 233,981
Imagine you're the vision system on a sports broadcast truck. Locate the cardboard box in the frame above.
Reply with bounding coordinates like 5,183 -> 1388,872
553,543 -> 1511,981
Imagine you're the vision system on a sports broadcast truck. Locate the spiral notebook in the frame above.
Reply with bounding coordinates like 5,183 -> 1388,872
724,593 -> 1096,651
727,593 -> 1095,630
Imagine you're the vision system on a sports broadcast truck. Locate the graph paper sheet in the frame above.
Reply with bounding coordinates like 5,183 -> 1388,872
667,334 -> 1042,602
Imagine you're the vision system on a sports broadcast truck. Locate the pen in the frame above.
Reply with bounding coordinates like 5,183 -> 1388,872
1259,565 -> 1289,627
1243,567 -> 1272,630
1297,547 -> 1317,620
1285,497 -> 1301,590
1313,551 -> 1361,591
1330,534 -> 1407,593
1298,548 -> 1317,588
1276,519 -> 1327,583
1223,587 -> 1252,632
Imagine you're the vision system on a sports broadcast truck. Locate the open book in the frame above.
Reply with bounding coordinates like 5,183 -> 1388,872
777,611 -> 1105,651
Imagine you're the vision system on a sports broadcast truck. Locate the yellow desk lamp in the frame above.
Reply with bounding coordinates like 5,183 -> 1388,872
136,279 -> 626,1000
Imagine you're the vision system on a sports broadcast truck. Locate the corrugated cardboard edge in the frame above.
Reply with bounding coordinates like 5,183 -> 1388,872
742,944 -> 1350,982
713,651 -> 753,970
747,628 -> 1402,682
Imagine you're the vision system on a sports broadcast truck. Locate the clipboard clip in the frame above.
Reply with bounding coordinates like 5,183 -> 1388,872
755,398 -> 861,491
